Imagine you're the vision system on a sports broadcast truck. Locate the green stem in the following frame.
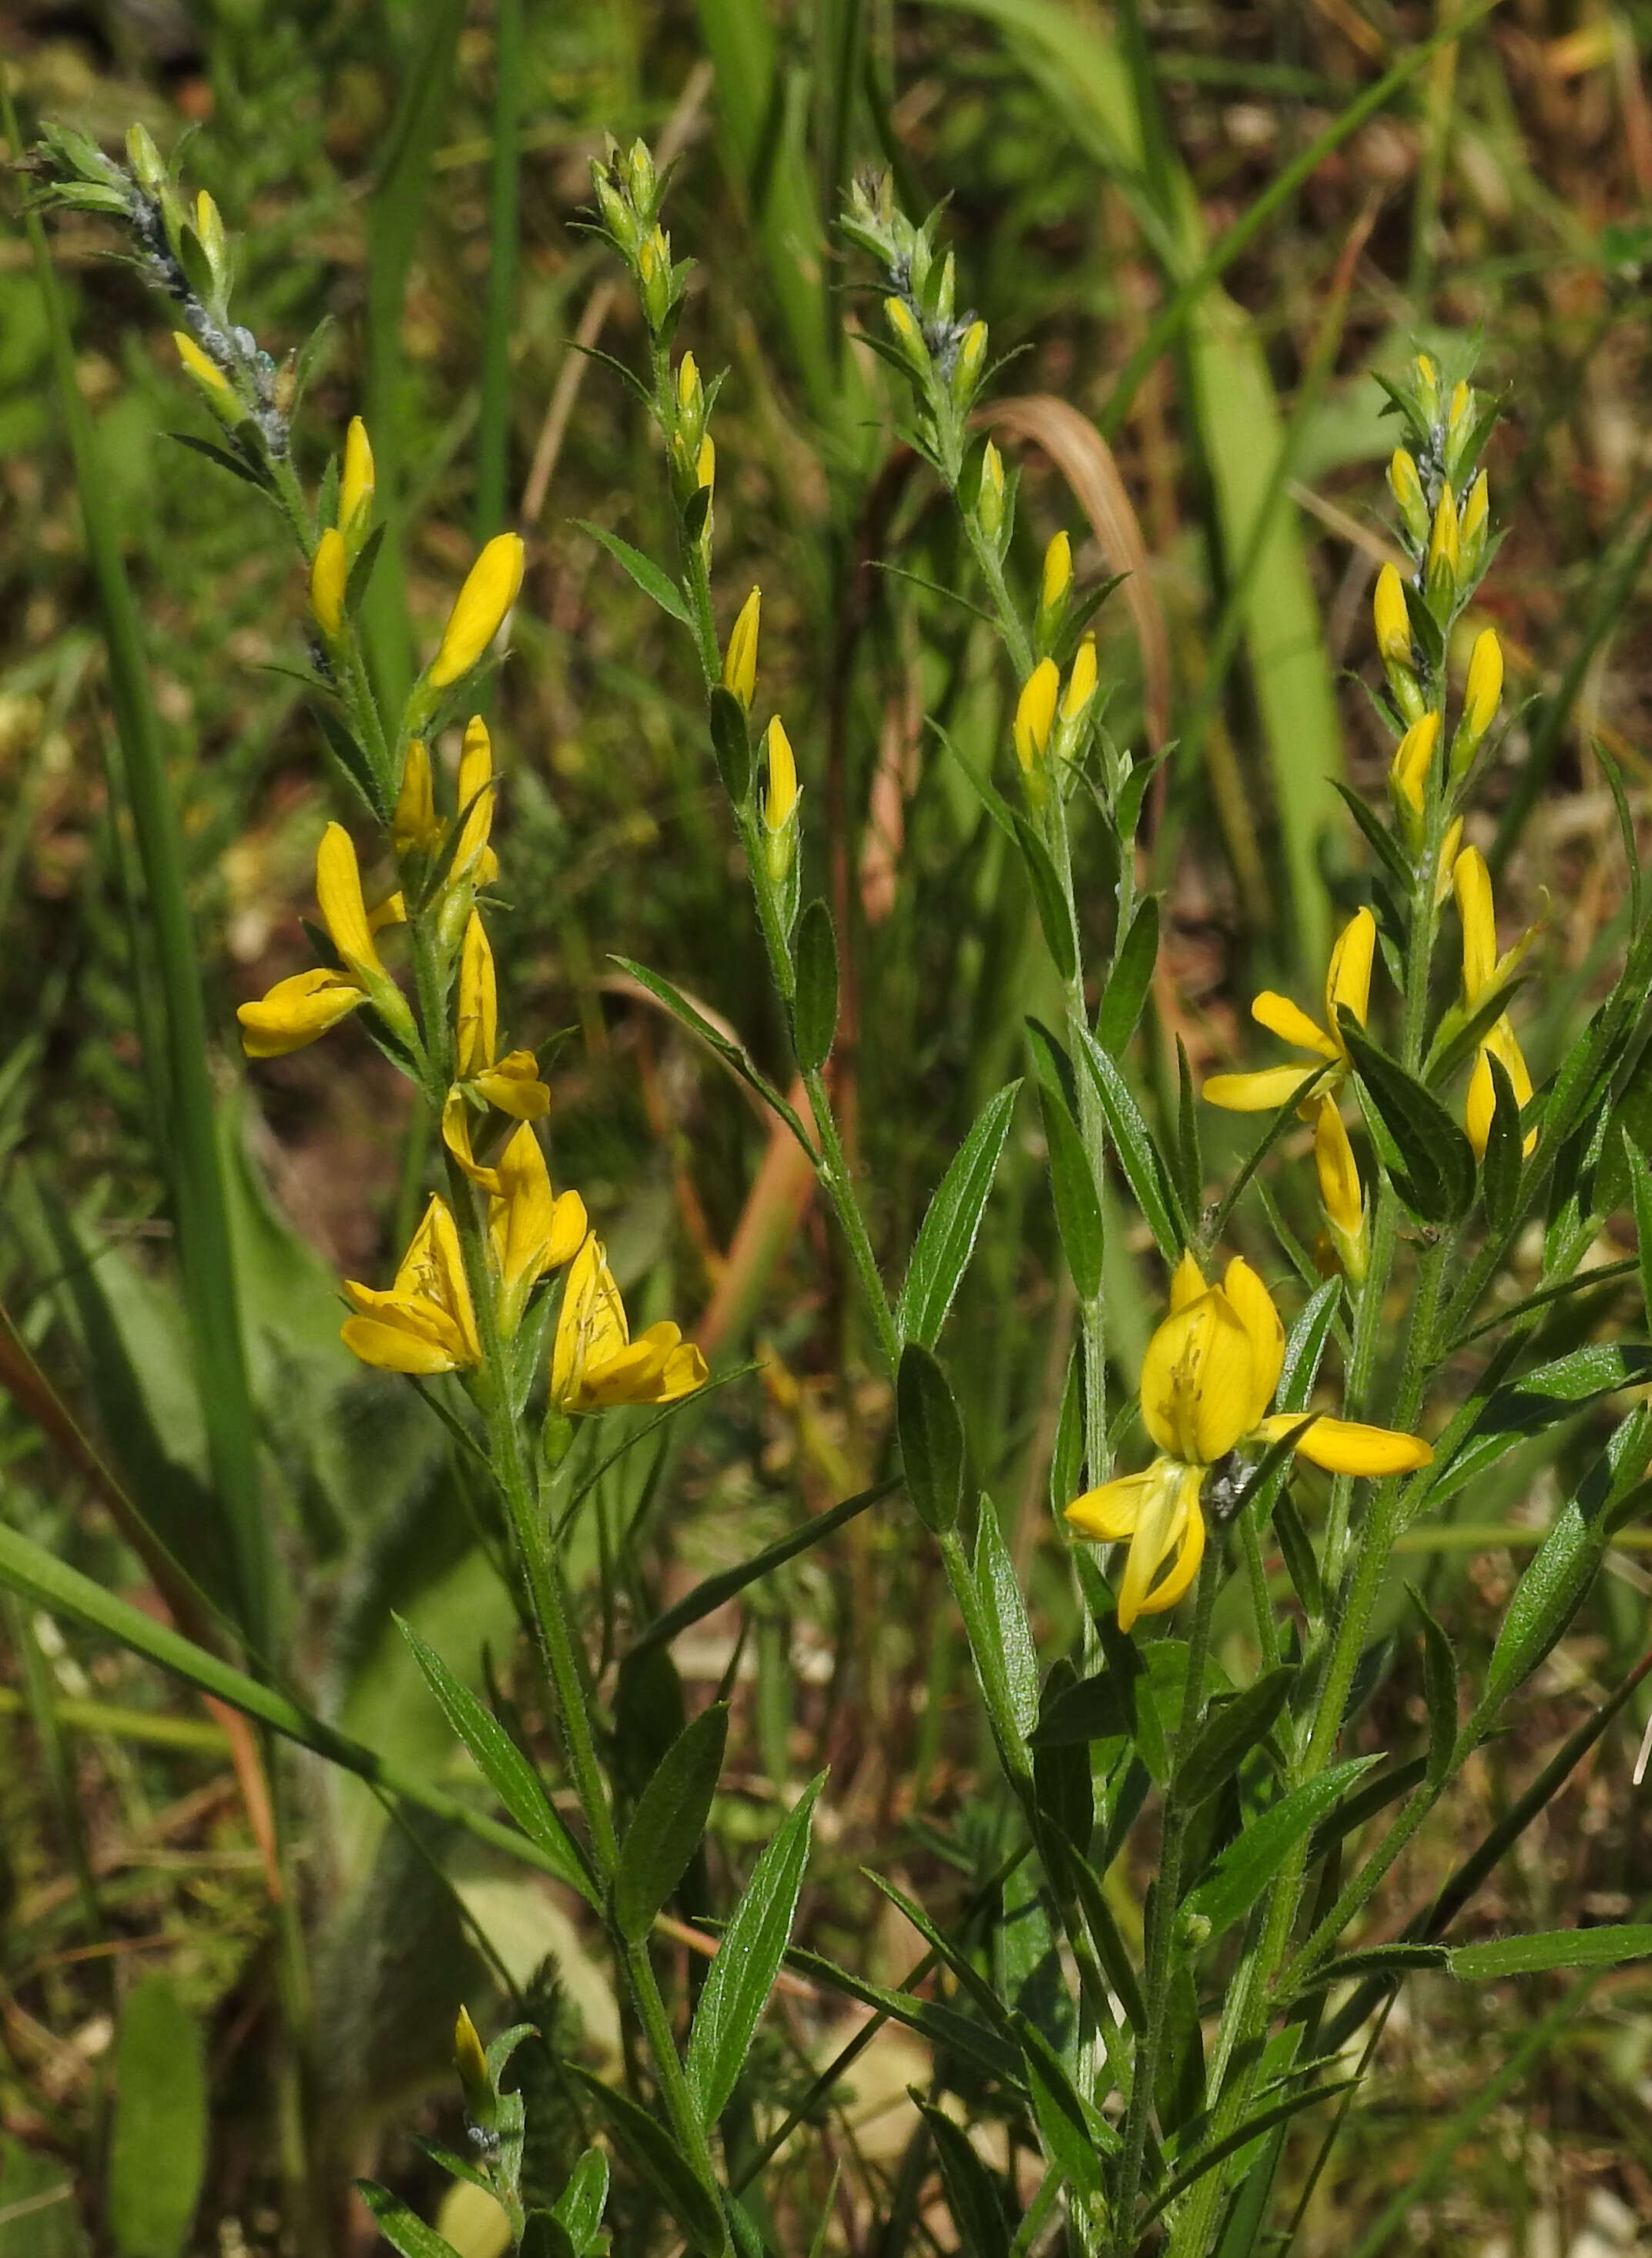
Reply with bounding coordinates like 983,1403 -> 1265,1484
1111,1543 -> 1223,2256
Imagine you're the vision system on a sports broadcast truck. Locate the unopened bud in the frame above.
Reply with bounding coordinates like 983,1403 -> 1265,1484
951,319 -> 988,407
591,163 -> 635,253
638,226 -> 672,331
884,296 -> 929,379
1412,353 -> 1441,427
393,739 -> 440,859
1313,1098 -> 1367,1281
339,417 -> 375,538
1445,378 -> 1475,477
429,533 -> 524,688
1426,484 -> 1459,615
126,123 -> 164,193
1014,659 -> 1060,776
1387,450 -> 1430,550
1060,635 -> 1098,729
194,189 -> 226,283
310,528 -> 347,641
1389,709 -> 1439,835
173,330 -> 235,410
454,2006 -> 494,2129
762,716 -> 799,886
722,588 -> 761,712
1459,471 -> 1489,571
1374,563 -> 1424,724
1037,533 -> 1072,656
1435,816 -> 1464,906
1453,628 -> 1503,771
625,138 -> 658,219
977,441 -> 1006,544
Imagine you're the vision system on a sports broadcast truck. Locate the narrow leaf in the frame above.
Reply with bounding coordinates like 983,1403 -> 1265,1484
1181,1758 -> 1382,1938
920,2106 -> 1012,2258
572,518 -> 692,626
1097,896 -> 1158,1056
897,1345 -> 965,1535
686,1774 -> 824,2126
109,1978 -> 206,2258
1038,1082 -> 1104,1301
614,1702 -> 729,1943
1078,1030 -> 1186,1261
1449,1925 -> 1652,1981
1015,2017 -> 1115,2203
552,2149 -> 609,2256
1339,1011 -> 1474,1223
560,2066 -> 726,2254
1012,812 -> 1077,981
792,899 -> 839,1072
897,1082 -> 1021,1348
973,1503 -> 1039,1741
1176,1667 -> 1296,1805
355,2187 -> 463,2258
1408,1586 -> 1457,1787
707,685 -> 752,802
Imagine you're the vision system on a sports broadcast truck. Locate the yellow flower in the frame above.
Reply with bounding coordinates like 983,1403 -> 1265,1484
340,417 -> 375,536
1389,710 -> 1439,821
722,588 -> 761,712
696,435 -> 715,494
1459,628 -> 1503,749
1040,532 -> 1072,618
1061,636 -> 1098,728
551,1235 -> 708,1412
238,823 -> 407,1057
1387,449 -> 1429,548
1313,1096 -> 1367,1283
1373,564 -> 1412,672
488,1125 -> 587,1337
676,350 -> 701,414
393,739 -> 441,859
452,715 -> 500,889
310,528 -> 347,640
1460,471 -> 1488,554
1203,907 -> 1376,1114
1066,1255 -> 1430,1629
173,330 -> 233,402
443,914 -> 550,1183
1427,484 -> 1459,593
430,534 -> 524,689
1014,659 -> 1060,774
1454,847 -> 1536,1159
341,1195 -> 482,1375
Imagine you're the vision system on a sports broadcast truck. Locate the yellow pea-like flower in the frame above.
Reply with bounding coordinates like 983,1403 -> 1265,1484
310,528 -> 347,640
1460,628 -> 1503,749
551,1235 -> 707,1413
1014,659 -> 1060,774
341,1195 -> 481,1375
340,417 -> 375,535
238,823 -> 407,1057
488,1124 -> 587,1337
1454,847 -> 1537,1159
722,588 -> 761,712
1203,906 -> 1376,1115
1066,1256 -> 1429,1630
1061,635 -> 1098,727
393,739 -> 441,859
430,534 -> 524,689
1041,532 -> 1072,617
1390,709 -> 1440,822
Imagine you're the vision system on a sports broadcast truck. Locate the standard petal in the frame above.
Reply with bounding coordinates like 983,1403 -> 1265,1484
424,1198 -> 482,1366
441,1090 -> 502,1193
1292,1417 -> 1433,1476
475,1050 -> 551,1118
1222,1258 -> 1284,1432
550,1235 -> 599,1409
1134,1466 -> 1207,1619
547,1189 -> 588,1270
1140,1290 -> 1255,1465
315,822 -> 384,980
453,715 -> 498,878
1202,1066 -> 1329,1113
1250,992 -> 1339,1059
1064,1467 -> 1160,1543
1169,1251 -> 1206,1312
237,968 -> 364,1057
456,913 -> 499,1081
1325,907 -> 1376,1037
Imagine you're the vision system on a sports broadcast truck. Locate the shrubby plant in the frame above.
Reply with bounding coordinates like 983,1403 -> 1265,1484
15,98 -> 1652,2258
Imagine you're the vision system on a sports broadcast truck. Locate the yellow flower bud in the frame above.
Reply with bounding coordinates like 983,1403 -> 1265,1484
722,588 -> 761,712
1041,532 -> 1072,618
1460,470 -> 1488,557
1427,483 -> 1459,596
1435,816 -> 1463,906
1014,659 -> 1060,774
884,295 -> 927,374
1373,564 -> 1412,669
952,319 -> 988,403
1313,1097 -> 1366,1280
1412,353 -> 1440,423
340,417 -> 375,536
1061,635 -> 1098,727
126,123 -> 164,193
637,225 -> 672,329
430,533 -> 524,689
697,435 -> 715,494
1387,449 -> 1429,548
764,711 -> 799,829
978,440 -> 1006,543
173,330 -> 233,401
1456,628 -> 1503,766
393,739 -> 439,858
310,527 -> 347,640
454,2005 -> 491,2122
1389,709 -> 1439,819
676,350 -> 700,412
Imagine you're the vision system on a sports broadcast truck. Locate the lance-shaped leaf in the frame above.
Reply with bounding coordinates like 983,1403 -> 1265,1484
897,1345 -> 965,1534
560,2066 -> 727,2255
551,2149 -> 609,2258
355,2187 -> 464,2258
1016,2017 -> 1114,2203
1175,1666 -> 1296,1806
614,1701 -> 729,1943
1079,1030 -> 1186,1260
686,1774 -> 825,2126
1339,1010 -> 1475,1224
573,519 -> 693,627
1449,1926 -> 1652,1980
1012,811 -> 1077,981
792,899 -> 839,1071
1097,895 -> 1158,1056
897,1081 -> 1021,1347
920,2105 -> 1013,2258
1038,1080 -> 1104,1301
1181,1757 -> 1383,1939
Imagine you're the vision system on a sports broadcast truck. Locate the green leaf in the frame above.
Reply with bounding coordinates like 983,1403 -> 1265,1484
1408,1586 -> 1457,1788
1141,2079 -> 1359,2226
609,957 -> 815,1154
1097,896 -> 1158,1056
560,2066 -> 727,2254
920,2106 -> 1012,2258
1330,778 -> 1410,892
784,1946 -> 1027,2088
571,518 -> 692,626
108,1978 -> 206,2258
614,1701 -> 729,1942
629,1481 -> 896,1656
1173,1037 -> 1205,1221
973,1502 -> 1039,1742
551,2149 -> 610,2256
1298,1942 -> 1449,1995
1012,812 -> 1077,981
1627,1125 -> 1652,1328
792,898 -> 839,1072
707,684 -> 752,802
397,1616 -> 597,1906
1038,1082 -> 1104,1300
897,1082 -> 1021,1348
1176,1667 -> 1296,1806
520,2215 -> 578,2258
686,1774 -> 824,2126
897,1345 -> 965,1535
1078,1031 -> 1186,1261
1271,1492 -> 1322,1620
1480,1049 -> 1524,1232
1043,1822 -> 1146,2029
1181,1757 -> 1382,1938
1449,1925 -> 1652,1981
355,2186 -> 464,2258
1339,1010 -> 1475,1224
1015,2018 -> 1117,2204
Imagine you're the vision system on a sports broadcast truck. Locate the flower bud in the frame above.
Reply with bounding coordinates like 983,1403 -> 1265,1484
1061,634 -> 1098,729
1453,628 -> 1503,772
429,533 -> 524,688
393,739 -> 440,859
1412,352 -> 1440,428
638,226 -> 672,332
1037,531 -> 1072,656
454,2006 -> 494,2129
194,189 -> 227,285
675,349 -> 704,455
126,123 -> 165,193
884,295 -> 929,379
977,441 -> 1006,544
696,434 -> 715,495
1374,563 -> 1424,724
1445,378 -> 1475,477
1459,471 -> 1489,571
310,527 -> 347,640
1313,1099 -> 1367,1283
722,588 -> 761,712
1014,659 -> 1060,776
591,162 -> 635,253
950,319 -> 988,407
1426,484 -> 1459,615
339,416 -> 375,539
1389,709 -> 1439,836
173,330 -> 236,410
762,715 -> 799,886
1387,449 -> 1430,550
1435,816 -> 1463,906
625,138 -> 658,219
